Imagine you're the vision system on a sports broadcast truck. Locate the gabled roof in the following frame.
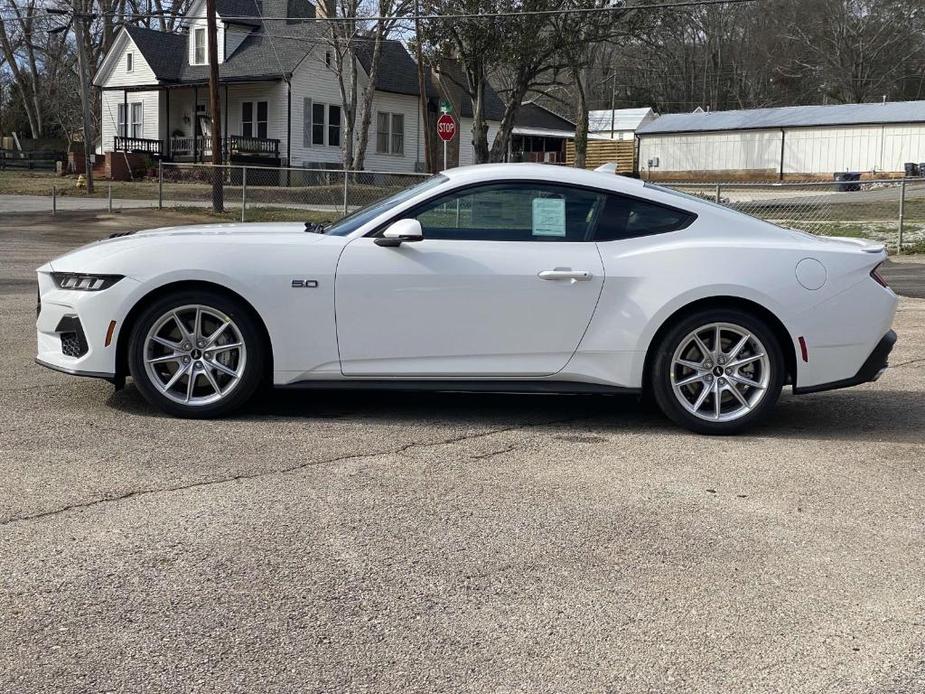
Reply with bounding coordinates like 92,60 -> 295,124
122,25 -> 186,81
588,107 -> 654,132
516,103 -> 574,132
106,22 -> 429,94
434,60 -> 506,121
112,20 -> 325,85
637,101 -> 925,135
214,0 -> 263,25
355,39 -> 436,97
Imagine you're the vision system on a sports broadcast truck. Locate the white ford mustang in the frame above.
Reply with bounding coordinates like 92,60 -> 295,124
36,163 -> 897,434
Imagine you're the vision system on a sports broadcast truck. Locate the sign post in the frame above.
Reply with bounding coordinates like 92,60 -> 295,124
437,112 -> 457,170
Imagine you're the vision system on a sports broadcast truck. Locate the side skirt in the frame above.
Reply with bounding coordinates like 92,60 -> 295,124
277,379 -> 641,396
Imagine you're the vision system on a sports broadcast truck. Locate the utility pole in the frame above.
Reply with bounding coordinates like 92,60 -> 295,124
206,0 -> 224,212
413,0 -> 432,173
73,1 -> 95,193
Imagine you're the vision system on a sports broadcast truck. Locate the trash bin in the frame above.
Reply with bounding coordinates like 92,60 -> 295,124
834,172 -> 861,192
904,162 -> 919,177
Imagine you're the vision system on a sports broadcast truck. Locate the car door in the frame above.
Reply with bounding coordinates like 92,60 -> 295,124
334,182 -> 606,377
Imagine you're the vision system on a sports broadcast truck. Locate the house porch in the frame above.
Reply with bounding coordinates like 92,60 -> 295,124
103,81 -> 288,166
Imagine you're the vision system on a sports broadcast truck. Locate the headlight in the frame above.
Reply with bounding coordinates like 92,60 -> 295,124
51,272 -> 124,291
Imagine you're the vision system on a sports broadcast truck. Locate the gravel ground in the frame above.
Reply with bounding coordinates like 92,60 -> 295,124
1,211 -> 924,693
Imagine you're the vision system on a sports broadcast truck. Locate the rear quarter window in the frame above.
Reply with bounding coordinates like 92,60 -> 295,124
594,194 -> 696,242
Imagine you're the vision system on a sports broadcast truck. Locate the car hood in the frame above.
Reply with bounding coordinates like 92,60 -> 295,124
41,222 -> 336,273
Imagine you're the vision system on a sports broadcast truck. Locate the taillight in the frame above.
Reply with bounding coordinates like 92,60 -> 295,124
870,263 -> 889,289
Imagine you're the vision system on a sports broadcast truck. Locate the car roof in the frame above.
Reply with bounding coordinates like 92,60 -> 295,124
441,163 -> 646,194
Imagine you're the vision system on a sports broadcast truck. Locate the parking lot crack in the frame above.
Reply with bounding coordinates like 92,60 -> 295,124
0,415 -> 590,527
893,357 -> 925,368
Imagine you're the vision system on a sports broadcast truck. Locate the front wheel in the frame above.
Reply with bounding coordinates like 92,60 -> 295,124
650,309 -> 785,435
128,290 -> 265,418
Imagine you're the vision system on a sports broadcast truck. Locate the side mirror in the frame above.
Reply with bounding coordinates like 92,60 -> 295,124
374,218 -> 423,247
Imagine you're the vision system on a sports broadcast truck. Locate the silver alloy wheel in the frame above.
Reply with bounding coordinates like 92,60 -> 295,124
143,304 -> 247,406
670,322 -> 771,423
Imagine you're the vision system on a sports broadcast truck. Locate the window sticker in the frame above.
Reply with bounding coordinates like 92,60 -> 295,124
532,197 -> 566,236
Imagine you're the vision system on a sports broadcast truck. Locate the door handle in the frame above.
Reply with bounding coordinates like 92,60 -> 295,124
538,269 -> 593,282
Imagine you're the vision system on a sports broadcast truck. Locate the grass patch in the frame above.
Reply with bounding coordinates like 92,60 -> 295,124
173,206 -> 338,224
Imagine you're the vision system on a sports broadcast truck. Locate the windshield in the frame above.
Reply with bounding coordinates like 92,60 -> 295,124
325,175 -> 448,236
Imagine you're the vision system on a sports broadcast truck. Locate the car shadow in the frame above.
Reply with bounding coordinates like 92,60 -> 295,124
106,384 -> 925,444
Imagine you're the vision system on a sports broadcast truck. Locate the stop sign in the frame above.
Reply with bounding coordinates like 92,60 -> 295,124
437,113 -> 457,142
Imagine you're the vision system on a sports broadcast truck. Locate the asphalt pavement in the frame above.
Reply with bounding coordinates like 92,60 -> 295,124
1,210 -> 924,693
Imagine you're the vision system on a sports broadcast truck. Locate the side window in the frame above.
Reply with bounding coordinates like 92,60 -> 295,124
594,195 -> 695,241
411,184 -> 604,242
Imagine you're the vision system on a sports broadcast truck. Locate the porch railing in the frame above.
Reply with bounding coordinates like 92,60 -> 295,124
228,135 -> 279,156
113,136 -> 163,155
167,136 -> 280,158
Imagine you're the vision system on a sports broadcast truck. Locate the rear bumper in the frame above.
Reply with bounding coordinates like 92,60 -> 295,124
793,330 -> 896,395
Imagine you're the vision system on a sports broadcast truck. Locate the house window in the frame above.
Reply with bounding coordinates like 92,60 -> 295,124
325,51 -> 332,68
390,113 -> 404,155
117,102 -> 143,138
131,102 -> 143,138
376,112 -> 403,155
328,105 -> 341,147
194,28 -> 206,64
256,101 -> 268,138
241,101 -> 268,139
312,103 -> 325,145
303,100 -> 341,147
126,52 -> 133,72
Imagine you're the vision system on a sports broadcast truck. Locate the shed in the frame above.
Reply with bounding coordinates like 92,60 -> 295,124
588,107 -> 656,141
635,101 -> 925,181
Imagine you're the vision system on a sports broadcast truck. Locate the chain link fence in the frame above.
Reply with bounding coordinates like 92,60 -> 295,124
11,163 -> 429,224
663,178 -> 925,252
155,163 -> 431,223
5,162 -> 924,252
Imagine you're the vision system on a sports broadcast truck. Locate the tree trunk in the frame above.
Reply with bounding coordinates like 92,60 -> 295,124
352,24 -> 385,171
413,0 -> 432,172
488,79 -> 530,163
470,77 -> 489,164
206,0 -> 224,212
571,65 -> 588,169
0,11 -> 40,138
73,5 -> 95,193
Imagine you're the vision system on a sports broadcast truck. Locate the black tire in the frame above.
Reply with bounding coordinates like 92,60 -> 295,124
650,308 -> 785,435
127,289 -> 266,418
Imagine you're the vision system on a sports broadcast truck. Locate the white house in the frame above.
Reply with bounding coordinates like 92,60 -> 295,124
93,0 -> 431,172
636,101 -> 925,180
587,107 -> 656,141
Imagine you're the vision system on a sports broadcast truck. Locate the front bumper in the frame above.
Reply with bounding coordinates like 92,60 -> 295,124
793,330 -> 896,394
35,272 -> 140,380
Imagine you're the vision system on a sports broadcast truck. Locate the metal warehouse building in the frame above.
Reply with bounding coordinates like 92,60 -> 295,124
636,101 -> 925,181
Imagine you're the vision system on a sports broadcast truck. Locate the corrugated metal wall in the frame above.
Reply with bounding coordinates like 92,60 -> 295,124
638,124 -> 925,178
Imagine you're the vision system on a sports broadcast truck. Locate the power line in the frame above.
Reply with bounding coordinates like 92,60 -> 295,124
0,0 -> 765,24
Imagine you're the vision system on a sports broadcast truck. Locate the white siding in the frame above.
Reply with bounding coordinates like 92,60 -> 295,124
638,130 -> 782,174
225,81 -> 289,150
100,90 -> 161,151
458,117 -> 500,167
186,0 -> 226,64
640,124 -> 925,177
364,91 -> 421,171
784,124 -> 925,174
288,47 -> 423,172
96,32 -> 158,87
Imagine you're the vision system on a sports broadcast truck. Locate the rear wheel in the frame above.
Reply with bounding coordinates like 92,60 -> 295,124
128,290 -> 265,418
650,309 -> 784,434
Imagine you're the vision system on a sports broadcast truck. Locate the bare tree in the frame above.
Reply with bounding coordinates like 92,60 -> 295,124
0,0 -> 44,137
319,0 -> 409,169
